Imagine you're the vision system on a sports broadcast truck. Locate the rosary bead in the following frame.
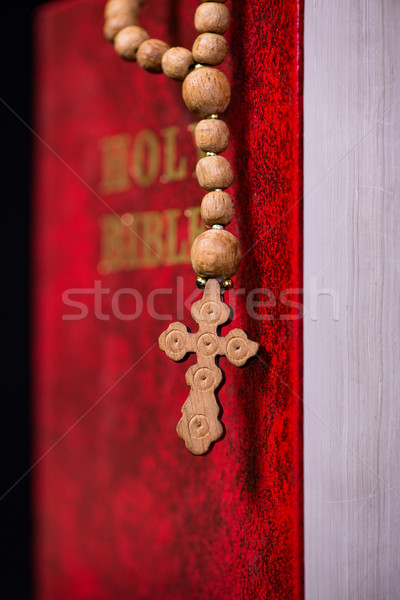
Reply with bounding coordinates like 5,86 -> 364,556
104,12 -> 138,42
194,3 -> 230,35
161,47 -> 194,81
195,118 -> 229,153
201,190 -> 234,226
192,33 -> 229,66
182,66 -> 230,117
196,155 -> 233,190
191,229 -> 241,279
137,39 -> 170,73
114,26 -> 149,60
104,0 -> 140,19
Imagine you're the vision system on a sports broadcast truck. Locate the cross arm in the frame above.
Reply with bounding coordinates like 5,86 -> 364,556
158,322 -> 196,362
219,328 -> 259,367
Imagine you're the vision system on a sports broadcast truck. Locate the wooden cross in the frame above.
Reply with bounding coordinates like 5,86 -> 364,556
159,278 -> 259,455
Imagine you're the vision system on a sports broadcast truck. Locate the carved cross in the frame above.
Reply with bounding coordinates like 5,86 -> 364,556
159,278 -> 259,455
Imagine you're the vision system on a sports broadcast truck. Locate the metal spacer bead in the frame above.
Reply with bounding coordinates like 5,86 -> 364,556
221,278 -> 234,291
206,152 -> 216,156
194,63 -> 205,69
207,114 -> 219,119
196,276 -> 207,289
212,224 -> 224,230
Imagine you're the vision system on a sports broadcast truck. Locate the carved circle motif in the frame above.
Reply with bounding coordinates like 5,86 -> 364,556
199,301 -> 221,324
226,336 -> 249,362
197,332 -> 219,356
189,414 -> 210,439
165,329 -> 187,355
193,367 -> 215,392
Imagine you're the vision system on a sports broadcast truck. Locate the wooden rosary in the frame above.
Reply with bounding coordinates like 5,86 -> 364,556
104,0 -> 259,455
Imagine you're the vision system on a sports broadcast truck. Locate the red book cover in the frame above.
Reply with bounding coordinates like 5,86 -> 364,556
33,0 -> 303,597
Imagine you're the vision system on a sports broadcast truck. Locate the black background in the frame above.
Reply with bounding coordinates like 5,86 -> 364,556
1,2 -> 47,597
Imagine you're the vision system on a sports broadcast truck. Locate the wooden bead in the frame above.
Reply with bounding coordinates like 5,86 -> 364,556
137,39 -> 170,73
192,33 -> 228,66
161,47 -> 194,81
104,0 -> 139,19
196,155 -> 233,190
194,3 -> 230,35
182,67 -> 231,117
195,119 -> 230,153
114,26 -> 149,61
200,191 -> 234,226
104,12 -> 137,42
191,229 -> 241,279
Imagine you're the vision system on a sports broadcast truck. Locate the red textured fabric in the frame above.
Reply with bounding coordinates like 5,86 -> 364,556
33,0 -> 303,598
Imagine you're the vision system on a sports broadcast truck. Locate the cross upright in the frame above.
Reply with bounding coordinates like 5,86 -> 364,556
159,278 -> 259,455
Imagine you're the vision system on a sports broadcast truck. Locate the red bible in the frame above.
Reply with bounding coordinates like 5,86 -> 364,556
33,0 -> 303,597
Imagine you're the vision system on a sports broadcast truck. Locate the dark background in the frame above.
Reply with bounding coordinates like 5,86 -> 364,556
1,2 -> 47,597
